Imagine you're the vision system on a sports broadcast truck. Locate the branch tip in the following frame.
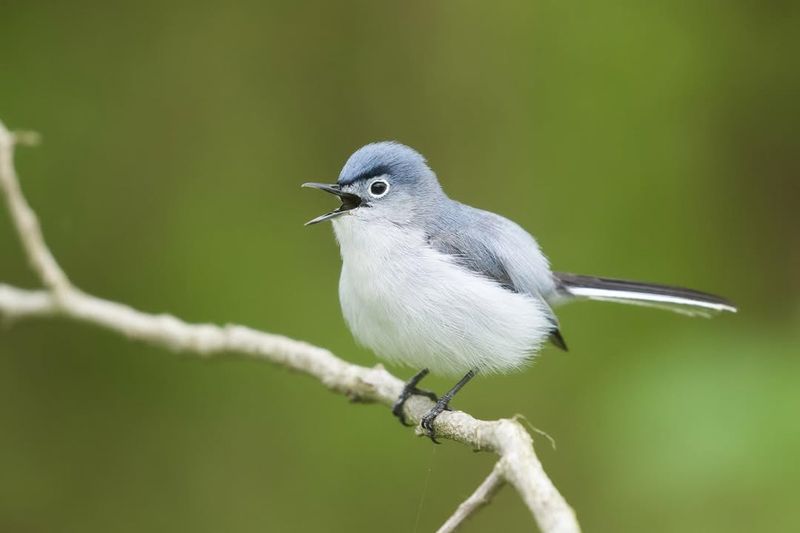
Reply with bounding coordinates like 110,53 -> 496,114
13,131 -> 42,147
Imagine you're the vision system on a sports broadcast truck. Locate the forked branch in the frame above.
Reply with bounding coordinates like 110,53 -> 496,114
0,120 -> 580,533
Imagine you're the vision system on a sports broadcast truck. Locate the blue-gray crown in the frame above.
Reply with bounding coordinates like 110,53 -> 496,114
338,142 -> 438,189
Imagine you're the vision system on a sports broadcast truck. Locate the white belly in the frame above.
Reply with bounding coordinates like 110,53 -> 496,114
333,217 -> 551,376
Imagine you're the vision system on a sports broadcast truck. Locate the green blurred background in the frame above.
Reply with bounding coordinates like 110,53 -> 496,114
1,1 -> 798,532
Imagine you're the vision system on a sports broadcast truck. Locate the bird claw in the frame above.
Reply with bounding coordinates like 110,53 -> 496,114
419,399 -> 451,444
391,399 -> 413,427
393,368 -> 466,443
392,369 -> 438,426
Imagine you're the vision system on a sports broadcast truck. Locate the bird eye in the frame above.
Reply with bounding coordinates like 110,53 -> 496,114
368,179 -> 390,198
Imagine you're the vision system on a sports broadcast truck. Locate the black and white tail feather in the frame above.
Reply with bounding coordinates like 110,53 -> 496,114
554,273 -> 737,318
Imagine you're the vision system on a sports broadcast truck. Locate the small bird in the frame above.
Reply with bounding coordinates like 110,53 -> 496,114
303,142 -> 736,441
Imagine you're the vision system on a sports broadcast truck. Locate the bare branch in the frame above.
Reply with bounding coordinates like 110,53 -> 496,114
436,464 -> 505,533
0,121 -> 71,294
0,120 -> 580,533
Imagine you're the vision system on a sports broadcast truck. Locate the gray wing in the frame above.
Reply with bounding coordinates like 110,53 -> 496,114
425,204 -> 568,350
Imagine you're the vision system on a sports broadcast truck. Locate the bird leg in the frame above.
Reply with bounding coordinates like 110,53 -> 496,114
420,369 -> 477,443
391,368 -> 439,426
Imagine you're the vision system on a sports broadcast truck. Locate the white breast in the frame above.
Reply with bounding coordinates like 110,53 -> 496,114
332,216 -> 552,376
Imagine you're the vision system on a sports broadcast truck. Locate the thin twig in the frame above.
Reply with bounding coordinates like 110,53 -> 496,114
436,465 -> 506,533
0,120 -> 580,533
0,122 -> 70,294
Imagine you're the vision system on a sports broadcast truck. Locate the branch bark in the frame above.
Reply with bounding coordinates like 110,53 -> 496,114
436,465 -> 505,533
0,120 -> 580,533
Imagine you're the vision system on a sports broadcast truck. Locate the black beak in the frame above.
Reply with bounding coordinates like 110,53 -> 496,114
301,182 -> 363,225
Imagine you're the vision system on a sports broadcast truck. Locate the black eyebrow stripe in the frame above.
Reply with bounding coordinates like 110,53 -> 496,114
342,164 -> 391,184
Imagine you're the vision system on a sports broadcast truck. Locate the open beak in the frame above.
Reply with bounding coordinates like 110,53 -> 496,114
301,182 -> 363,225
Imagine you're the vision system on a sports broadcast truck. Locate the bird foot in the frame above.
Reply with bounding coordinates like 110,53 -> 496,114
420,397 -> 452,444
392,369 -> 438,426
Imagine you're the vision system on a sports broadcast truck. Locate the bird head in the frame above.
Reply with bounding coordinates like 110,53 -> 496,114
303,142 -> 443,226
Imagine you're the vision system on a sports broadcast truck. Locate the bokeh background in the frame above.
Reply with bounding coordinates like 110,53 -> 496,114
1,1 -> 798,532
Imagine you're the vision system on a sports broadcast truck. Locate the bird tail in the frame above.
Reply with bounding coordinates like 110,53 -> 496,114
553,272 -> 737,317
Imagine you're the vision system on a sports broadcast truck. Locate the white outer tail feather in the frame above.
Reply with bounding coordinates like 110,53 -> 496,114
554,272 -> 737,318
562,286 -> 737,317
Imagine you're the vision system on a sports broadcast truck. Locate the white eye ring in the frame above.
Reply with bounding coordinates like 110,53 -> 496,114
368,178 -> 390,198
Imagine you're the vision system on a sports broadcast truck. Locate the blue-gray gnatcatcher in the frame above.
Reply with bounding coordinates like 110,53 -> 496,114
303,142 -> 736,440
